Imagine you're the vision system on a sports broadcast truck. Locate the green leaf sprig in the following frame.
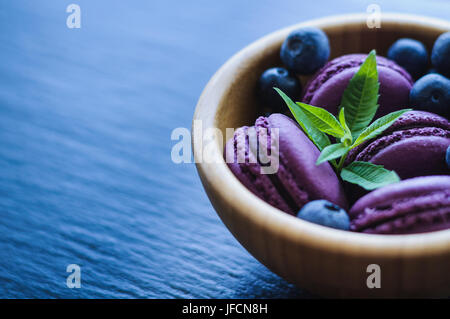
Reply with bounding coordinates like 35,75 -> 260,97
275,50 -> 411,190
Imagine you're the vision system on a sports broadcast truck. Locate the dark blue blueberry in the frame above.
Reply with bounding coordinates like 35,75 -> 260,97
446,146 -> 450,170
297,200 -> 350,230
280,27 -> 330,75
410,73 -> 450,119
257,67 -> 302,112
387,38 -> 428,79
432,32 -> 450,77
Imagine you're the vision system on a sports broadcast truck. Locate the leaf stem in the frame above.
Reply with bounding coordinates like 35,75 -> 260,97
336,152 -> 348,173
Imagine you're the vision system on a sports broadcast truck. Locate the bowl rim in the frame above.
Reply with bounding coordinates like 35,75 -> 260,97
193,13 -> 450,257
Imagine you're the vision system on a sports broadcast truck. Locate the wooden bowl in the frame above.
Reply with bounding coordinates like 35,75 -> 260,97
193,13 -> 450,298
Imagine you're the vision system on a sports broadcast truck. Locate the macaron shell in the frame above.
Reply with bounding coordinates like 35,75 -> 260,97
346,111 -> 450,180
350,176 -> 450,234
265,114 -> 348,209
347,111 -> 450,163
255,116 -> 310,209
382,110 -> 450,133
303,54 -> 413,100
355,193 -> 450,234
225,126 -> 293,213
302,54 -> 413,117
350,176 -> 450,216
356,130 -> 450,179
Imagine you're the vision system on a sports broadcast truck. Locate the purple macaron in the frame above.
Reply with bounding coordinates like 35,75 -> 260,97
346,111 -> 450,180
225,113 -> 347,215
302,54 -> 414,117
350,176 -> 450,234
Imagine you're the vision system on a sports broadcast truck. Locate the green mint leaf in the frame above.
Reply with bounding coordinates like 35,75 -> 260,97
338,107 -> 351,135
351,109 -> 412,148
338,107 -> 352,146
341,50 -> 380,138
275,88 -> 331,151
316,143 -> 349,165
341,161 -> 400,190
295,102 -> 345,138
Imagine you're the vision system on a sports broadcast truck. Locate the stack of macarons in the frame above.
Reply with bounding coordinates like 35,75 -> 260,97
226,27 -> 450,235
225,113 -> 348,215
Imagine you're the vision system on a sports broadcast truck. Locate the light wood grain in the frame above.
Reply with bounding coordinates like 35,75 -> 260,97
193,13 -> 450,298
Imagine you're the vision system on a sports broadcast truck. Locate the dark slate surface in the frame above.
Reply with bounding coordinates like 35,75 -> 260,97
0,0 -> 448,298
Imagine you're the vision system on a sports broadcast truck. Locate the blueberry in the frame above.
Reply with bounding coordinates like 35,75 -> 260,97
257,67 -> 302,112
446,146 -> 450,170
387,38 -> 428,79
410,73 -> 450,118
297,200 -> 350,230
432,32 -> 450,77
280,27 -> 330,75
